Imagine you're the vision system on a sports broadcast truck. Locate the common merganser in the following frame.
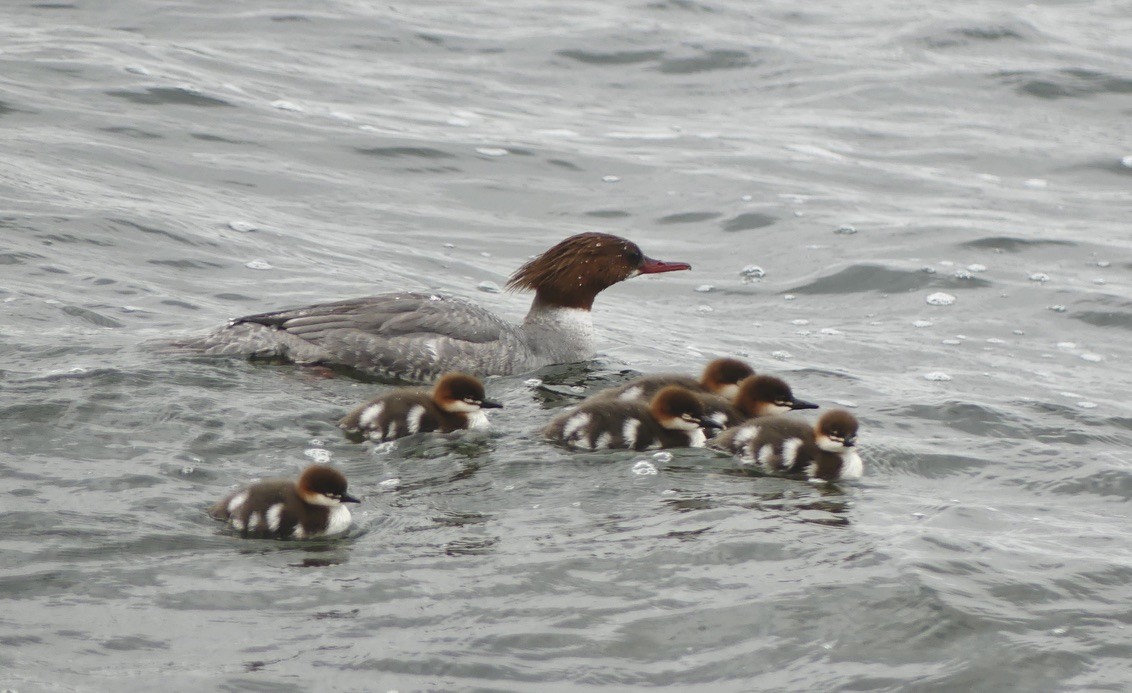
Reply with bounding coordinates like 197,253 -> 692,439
174,233 -> 690,382
339,372 -> 502,442
543,385 -> 720,450
711,409 -> 862,482
589,357 -> 755,402
591,371 -> 817,431
208,464 -> 360,539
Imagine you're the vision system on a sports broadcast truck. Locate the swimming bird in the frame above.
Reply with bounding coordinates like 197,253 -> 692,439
173,233 -> 690,382
588,357 -> 755,402
209,464 -> 360,539
543,385 -> 719,450
339,372 -> 502,442
711,409 -> 862,482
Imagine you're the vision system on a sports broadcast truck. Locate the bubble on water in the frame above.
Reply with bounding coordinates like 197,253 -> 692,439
308,438 -> 325,447
1023,178 -> 1047,188
1080,353 -> 1103,362
304,448 -> 331,464
794,210 -> 804,217
180,466 -> 195,475
783,294 -> 796,301
739,265 -> 765,282
480,252 -> 491,257
1029,273 -> 1050,283
956,335 -> 967,340
796,329 -> 812,336
524,378 -> 543,387
924,372 -> 952,381
1012,330 -> 1025,335
1057,342 -> 1076,349
476,147 -> 508,157
632,460 -> 658,475
790,319 -> 810,326
652,451 -> 673,463
125,65 -> 150,75
1121,155 -> 1132,169
967,264 -> 987,272
953,270 -> 974,280
379,478 -> 401,489
920,266 -> 937,274
271,100 -> 304,112
661,489 -> 678,496
833,400 -> 858,408
942,339 -> 962,345
1076,402 -> 1098,410
329,111 -> 356,122
228,220 -> 257,232
602,175 -> 621,183
1096,260 -> 1111,268
245,259 -> 273,270
926,292 -> 956,306
834,224 -> 857,235
986,338 -> 1006,344
694,284 -> 714,293
939,260 -> 954,267
1093,278 -> 1106,285
820,327 -> 842,335
771,350 -> 791,360
476,281 -> 501,293
912,320 -> 933,328
1048,305 -> 1067,313
697,305 -> 714,313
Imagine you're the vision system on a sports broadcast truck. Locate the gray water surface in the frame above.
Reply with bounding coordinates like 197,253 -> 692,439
2,1 -> 1131,690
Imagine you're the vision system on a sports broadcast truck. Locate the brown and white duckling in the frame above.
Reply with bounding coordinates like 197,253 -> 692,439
711,409 -> 862,482
592,357 -> 756,402
340,372 -> 502,442
696,374 -> 820,431
208,464 -> 360,539
544,385 -> 720,451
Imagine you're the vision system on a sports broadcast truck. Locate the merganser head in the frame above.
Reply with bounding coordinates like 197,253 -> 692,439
505,232 -> 691,310
699,357 -> 756,399
432,372 -> 503,414
649,385 -> 709,432
733,375 -> 819,417
814,409 -> 859,453
297,465 -> 360,506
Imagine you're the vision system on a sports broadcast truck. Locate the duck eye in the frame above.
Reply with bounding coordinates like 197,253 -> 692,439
627,249 -> 642,265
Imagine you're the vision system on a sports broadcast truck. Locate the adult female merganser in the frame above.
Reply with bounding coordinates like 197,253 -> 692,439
339,372 -> 502,442
175,233 -> 690,382
208,464 -> 360,539
711,409 -> 862,482
543,385 -> 720,450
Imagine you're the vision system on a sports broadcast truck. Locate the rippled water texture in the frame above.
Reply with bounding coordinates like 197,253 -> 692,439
2,0 -> 1131,690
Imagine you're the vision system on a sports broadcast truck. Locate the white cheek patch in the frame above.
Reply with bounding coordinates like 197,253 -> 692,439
816,434 -> 846,453
838,450 -> 864,480
622,418 -> 641,448
266,504 -> 284,532
445,400 -> 482,414
465,410 -> 490,430
358,402 -> 384,430
562,412 -> 591,441
618,386 -> 644,401
226,491 -> 248,517
406,404 -> 426,434
686,428 -> 706,448
781,438 -> 803,468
